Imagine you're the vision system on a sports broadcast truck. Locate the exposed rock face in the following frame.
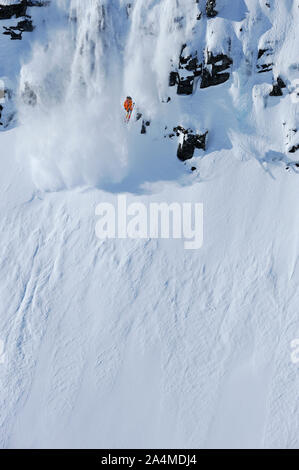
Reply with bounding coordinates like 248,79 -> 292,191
0,0 -> 46,128
168,38 -> 232,158
206,0 -> 217,18
169,46 -> 232,95
177,78 -> 193,96
0,0 -> 27,20
289,145 -> 299,154
165,5 -> 234,158
169,44 -> 202,96
3,26 -> 22,39
257,47 -> 273,73
169,71 -> 178,87
141,120 -> 150,134
277,76 -> 286,89
3,18 -> 34,39
0,1 -> 46,40
174,126 -> 208,161
269,76 -> 286,96
201,52 -> 233,88
284,127 -> 298,154
270,84 -> 283,96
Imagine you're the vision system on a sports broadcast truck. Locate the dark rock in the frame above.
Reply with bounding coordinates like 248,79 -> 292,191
289,145 -> 299,154
175,47 -> 202,95
3,28 -> 22,40
185,59 -> 202,77
179,44 -> 188,66
185,57 -> 198,72
171,46 -> 232,94
179,46 -> 202,76
258,49 -> 268,59
200,52 -> 232,88
257,47 -> 274,73
27,1 -> 50,6
169,71 -> 179,87
206,0 -> 217,18
173,125 -> 186,136
15,18 -> 34,32
177,77 -> 194,95
201,67 -> 230,88
277,76 -> 286,88
0,0 -> 27,20
207,52 -> 233,71
269,84 -> 283,96
135,112 -> 142,121
141,120 -> 146,134
177,140 -> 195,161
174,126 -> 208,161
257,64 -> 273,73
1,2 -> 47,40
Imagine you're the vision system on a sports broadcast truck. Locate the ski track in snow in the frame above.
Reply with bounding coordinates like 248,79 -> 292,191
0,0 -> 298,448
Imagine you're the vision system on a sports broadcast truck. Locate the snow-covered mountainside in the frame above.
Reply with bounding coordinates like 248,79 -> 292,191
0,0 -> 298,449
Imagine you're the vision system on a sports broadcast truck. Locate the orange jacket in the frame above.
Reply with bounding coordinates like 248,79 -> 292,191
124,98 -> 133,112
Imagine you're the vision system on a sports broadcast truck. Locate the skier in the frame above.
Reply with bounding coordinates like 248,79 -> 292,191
124,96 -> 134,122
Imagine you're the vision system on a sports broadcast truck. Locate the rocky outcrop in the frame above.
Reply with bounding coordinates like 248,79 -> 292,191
0,0 -> 48,129
269,84 -> 283,96
3,26 -> 22,39
1,1 -> 47,39
201,52 -> 233,88
174,126 -> 208,161
169,71 -> 179,87
169,45 -> 202,96
269,76 -> 286,96
257,47 -> 273,73
169,46 -> 232,95
289,145 -> 299,154
284,126 -> 298,154
0,0 -> 48,19
0,0 -> 27,20
3,18 -> 34,39
206,0 -> 217,18
141,119 -> 150,134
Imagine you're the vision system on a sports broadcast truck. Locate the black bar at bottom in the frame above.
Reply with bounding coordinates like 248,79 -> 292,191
0,449 -> 296,466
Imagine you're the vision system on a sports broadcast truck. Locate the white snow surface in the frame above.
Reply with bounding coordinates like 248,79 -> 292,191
0,0 -> 299,449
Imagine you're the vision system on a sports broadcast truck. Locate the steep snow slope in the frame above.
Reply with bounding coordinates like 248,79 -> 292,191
0,0 -> 298,448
